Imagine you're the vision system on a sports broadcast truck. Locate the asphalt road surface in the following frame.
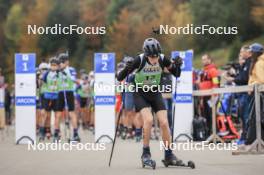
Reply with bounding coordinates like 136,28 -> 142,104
0,126 -> 264,175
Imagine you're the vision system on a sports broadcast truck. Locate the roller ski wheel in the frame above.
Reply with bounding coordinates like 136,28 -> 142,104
187,161 -> 195,169
162,155 -> 195,169
141,153 -> 156,170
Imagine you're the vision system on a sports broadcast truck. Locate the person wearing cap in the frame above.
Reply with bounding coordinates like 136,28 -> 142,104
38,62 -> 51,139
56,53 -> 80,142
76,73 -> 90,129
248,43 -> 264,85
39,57 -> 60,141
245,43 -> 264,145
87,71 -> 95,130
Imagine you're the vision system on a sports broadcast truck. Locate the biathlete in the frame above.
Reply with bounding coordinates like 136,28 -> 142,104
39,57 -> 60,141
56,53 -> 80,142
76,73 -> 90,129
117,38 -> 184,169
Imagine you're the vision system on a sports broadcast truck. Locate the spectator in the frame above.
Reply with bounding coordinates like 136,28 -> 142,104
0,68 -> 5,129
196,54 -> 220,135
4,83 -> 11,125
246,43 -> 264,145
0,68 -> 4,88
224,45 -> 252,145
248,44 -> 264,85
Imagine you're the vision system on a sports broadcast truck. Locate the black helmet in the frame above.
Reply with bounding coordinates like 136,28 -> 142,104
49,57 -> 59,65
143,38 -> 161,57
58,53 -> 69,63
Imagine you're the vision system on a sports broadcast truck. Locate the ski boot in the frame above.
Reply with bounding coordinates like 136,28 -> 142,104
162,153 -> 195,169
121,127 -> 127,140
53,135 -> 61,143
38,127 -> 45,142
39,134 -> 45,142
126,128 -> 134,139
45,127 -> 51,140
69,135 -> 81,143
141,152 -> 156,169
135,135 -> 142,142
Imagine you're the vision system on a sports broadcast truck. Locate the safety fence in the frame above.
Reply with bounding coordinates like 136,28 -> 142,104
193,84 -> 264,155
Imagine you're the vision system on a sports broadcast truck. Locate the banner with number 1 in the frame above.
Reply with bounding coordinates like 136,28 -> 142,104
15,53 -> 36,144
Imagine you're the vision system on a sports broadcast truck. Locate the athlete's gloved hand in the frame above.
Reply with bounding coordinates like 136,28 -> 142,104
124,56 -> 134,72
172,56 -> 183,67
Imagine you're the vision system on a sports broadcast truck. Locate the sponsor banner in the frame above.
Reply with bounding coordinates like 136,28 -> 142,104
171,50 -> 193,141
16,96 -> 36,106
15,53 -> 36,144
95,96 -> 115,105
94,53 -> 115,143
174,94 -> 193,103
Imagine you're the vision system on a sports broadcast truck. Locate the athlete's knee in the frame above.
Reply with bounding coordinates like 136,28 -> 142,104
160,120 -> 169,129
159,117 -> 169,129
144,116 -> 153,125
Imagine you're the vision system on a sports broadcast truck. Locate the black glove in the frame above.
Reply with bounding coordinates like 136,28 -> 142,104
172,56 -> 183,67
124,57 -> 134,72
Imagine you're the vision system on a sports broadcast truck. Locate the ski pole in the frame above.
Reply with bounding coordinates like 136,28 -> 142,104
109,101 -> 123,167
109,72 -> 130,167
171,77 -> 178,143
61,71 -> 71,141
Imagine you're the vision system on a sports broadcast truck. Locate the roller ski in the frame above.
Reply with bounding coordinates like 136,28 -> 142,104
162,153 -> 195,169
141,152 -> 156,170
68,134 -> 81,143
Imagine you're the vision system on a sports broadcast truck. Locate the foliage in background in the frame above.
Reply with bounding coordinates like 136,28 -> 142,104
0,0 -> 263,83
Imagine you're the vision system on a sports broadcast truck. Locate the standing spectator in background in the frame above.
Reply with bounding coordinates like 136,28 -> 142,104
4,83 -> 11,125
0,68 -> 4,88
246,43 -> 264,145
0,68 -> 5,129
196,54 -> 219,135
248,43 -> 264,85
224,45 -> 252,145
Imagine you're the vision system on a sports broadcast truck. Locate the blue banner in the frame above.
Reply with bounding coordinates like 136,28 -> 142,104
15,53 -> 36,74
95,96 -> 115,105
94,53 -> 115,73
16,96 -> 36,106
174,94 -> 192,103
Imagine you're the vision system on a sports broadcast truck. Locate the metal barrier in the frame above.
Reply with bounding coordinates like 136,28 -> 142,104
193,84 -> 264,154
